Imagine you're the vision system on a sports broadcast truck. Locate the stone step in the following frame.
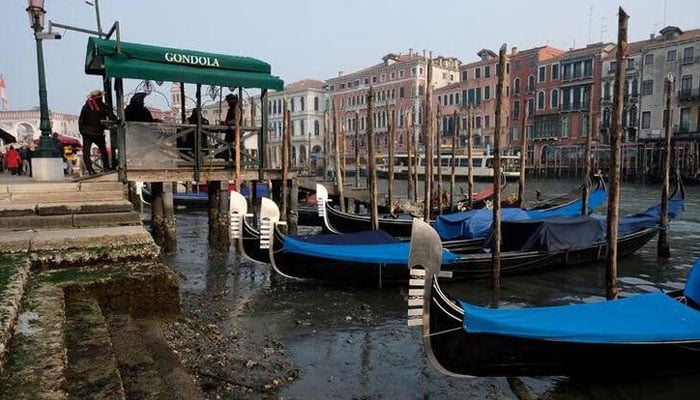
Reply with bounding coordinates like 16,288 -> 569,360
0,211 -> 142,232
64,295 -> 125,400
0,226 -> 159,258
0,281 -> 68,399
0,200 -> 135,218
0,182 -> 126,204
0,256 -> 32,374
105,313 -> 203,400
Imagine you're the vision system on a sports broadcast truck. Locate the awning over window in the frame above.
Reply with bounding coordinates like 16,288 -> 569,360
85,37 -> 284,91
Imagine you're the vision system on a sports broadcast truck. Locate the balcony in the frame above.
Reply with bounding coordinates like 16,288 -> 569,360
674,124 -> 700,139
678,88 -> 700,102
560,103 -> 587,112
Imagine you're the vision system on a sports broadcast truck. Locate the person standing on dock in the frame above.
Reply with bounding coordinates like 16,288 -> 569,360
125,92 -> 162,123
78,90 -> 114,175
221,93 -> 241,164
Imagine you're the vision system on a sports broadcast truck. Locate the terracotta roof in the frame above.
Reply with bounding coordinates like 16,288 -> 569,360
285,79 -> 327,91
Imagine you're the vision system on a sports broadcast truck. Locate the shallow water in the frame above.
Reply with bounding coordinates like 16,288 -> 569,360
167,179 -> 700,399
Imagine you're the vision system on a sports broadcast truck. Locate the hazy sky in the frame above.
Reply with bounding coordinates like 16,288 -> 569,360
1,0 -> 698,115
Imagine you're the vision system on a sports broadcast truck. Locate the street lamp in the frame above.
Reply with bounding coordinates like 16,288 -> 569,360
27,0 -> 63,180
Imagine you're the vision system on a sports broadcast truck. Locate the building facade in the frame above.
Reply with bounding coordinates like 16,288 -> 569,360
0,109 -> 80,146
255,79 -> 330,170
326,50 -> 461,163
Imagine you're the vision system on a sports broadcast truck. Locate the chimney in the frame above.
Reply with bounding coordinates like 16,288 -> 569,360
511,46 -> 519,56
650,33 -> 655,40
338,70 -> 344,77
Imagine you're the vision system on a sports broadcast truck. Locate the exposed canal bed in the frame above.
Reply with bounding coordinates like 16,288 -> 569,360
161,179 -> 700,399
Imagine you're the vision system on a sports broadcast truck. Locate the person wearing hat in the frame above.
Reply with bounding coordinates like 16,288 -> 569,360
125,92 -> 163,122
78,89 -> 115,174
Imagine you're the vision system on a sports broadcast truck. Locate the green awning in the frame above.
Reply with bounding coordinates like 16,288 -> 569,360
85,37 -> 283,90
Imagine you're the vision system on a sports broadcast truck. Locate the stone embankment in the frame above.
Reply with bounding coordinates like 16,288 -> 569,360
0,177 -> 201,399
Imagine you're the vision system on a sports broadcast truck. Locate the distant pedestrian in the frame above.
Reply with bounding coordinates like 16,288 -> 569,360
5,146 -> 21,176
78,89 -> 114,175
18,145 -> 31,176
220,93 -> 242,164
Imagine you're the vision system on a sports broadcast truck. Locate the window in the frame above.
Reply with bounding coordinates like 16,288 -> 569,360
683,47 -> 695,63
644,54 -> 655,65
609,61 -> 617,73
680,108 -> 691,131
551,89 -> 559,108
484,65 -> 491,78
314,97 -> 319,111
641,111 -> 651,129
314,120 -> 320,136
551,64 -> 559,80
537,91 -> 545,109
462,70 -> 468,81
475,68 -> 481,79
475,116 -> 482,128
484,115 -> 490,128
484,86 -> 491,100
513,78 -> 520,95
626,58 -> 635,70
528,76 -> 535,93
513,101 -> 520,118
527,98 -> 534,117
681,75 -> 693,96
538,66 -> 546,82
561,116 -> 570,138
667,49 -> 677,62
290,98 -> 295,112
581,115 -> 589,137
399,87 -> 405,98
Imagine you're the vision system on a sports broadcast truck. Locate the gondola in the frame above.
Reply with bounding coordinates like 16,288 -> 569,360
142,183 -> 268,209
407,217 -> 700,378
230,191 -> 278,264
318,175 -> 607,241
266,182 -> 683,285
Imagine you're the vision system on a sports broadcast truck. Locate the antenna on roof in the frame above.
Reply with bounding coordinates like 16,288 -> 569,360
663,0 -> 668,27
588,4 -> 594,44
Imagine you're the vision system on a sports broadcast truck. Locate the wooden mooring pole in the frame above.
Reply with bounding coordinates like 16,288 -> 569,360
582,87 -> 595,215
436,105 -> 443,215
281,102 -> 289,220
333,100 -> 346,212
388,104 -> 396,212
423,56 -> 434,222
491,44 -> 507,292
606,7 -> 629,300
354,111 -> 360,188
367,86 -> 379,231
658,75 -> 674,258
467,105 -> 474,209
406,111 -> 414,202
207,180 -> 231,251
517,99 -> 528,208
450,110 -> 458,213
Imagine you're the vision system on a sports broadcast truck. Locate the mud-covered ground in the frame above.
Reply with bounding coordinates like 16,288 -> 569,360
160,203 -> 700,400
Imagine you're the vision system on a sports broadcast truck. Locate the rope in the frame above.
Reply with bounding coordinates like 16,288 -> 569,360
423,326 -> 463,337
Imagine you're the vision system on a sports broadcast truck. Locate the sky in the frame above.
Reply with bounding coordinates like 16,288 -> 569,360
1,0 -> 699,115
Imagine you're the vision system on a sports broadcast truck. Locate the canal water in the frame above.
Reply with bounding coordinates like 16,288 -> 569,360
167,178 -> 700,399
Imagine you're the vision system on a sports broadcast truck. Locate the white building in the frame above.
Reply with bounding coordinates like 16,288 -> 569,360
0,109 -> 79,146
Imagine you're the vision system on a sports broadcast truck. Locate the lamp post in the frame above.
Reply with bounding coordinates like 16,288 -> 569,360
27,0 -> 63,180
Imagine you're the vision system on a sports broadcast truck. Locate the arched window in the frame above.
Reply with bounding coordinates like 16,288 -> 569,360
537,91 -> 545,109
514,78 -> 520,95
528,76 -> 536,92
551,89 -> 559,108
300,97 -> 305,111
314,120 -> 320,136
314,96 -> 319,111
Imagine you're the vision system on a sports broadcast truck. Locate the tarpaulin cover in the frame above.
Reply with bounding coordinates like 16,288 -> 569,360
289,230 -> 400,245
461,292 -> 700,343
282,232 -> 459,265
499,216 -> 606,252
617,196 -> 684,235
433,186 -> 607,241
